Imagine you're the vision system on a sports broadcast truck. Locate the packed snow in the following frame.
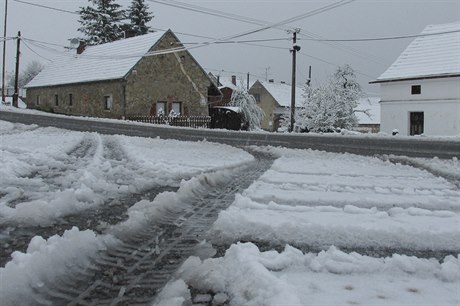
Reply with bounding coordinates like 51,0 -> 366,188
1,118 -> 459,306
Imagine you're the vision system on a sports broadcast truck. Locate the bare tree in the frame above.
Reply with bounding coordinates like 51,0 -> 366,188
7,60 -> 44,88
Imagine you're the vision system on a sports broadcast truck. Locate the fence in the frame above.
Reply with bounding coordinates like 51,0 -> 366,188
126,115 -> 211,128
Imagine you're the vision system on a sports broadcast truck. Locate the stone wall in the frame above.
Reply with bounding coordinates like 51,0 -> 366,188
125,31 -> 212,117
26,80 -> 124,119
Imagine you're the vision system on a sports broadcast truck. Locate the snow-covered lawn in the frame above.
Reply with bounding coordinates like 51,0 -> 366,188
157,147 -> 460,306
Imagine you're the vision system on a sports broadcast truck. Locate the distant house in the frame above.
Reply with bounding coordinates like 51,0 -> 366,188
370,22 -> 460,136
249,80 -> 303,131
207,74 -> 253,107
25,30 -> 221,119
353,97 -> 381,133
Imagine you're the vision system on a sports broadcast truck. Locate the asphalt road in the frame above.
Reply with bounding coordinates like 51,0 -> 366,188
1,110 -> 459,159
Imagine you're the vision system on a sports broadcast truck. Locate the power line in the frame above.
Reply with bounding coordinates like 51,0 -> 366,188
300,29 -> 460,42
12,0 -> 79,15
22,40 -> 52,62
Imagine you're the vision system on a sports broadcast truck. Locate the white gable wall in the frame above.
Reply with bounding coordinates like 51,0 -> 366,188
380,77 -> 460,136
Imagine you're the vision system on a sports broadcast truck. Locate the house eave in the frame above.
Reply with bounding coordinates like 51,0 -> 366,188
25,77 -> 125,90
370,73 -> 460,84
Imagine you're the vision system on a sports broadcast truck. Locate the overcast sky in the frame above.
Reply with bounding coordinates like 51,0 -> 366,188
1,0 -> 459,94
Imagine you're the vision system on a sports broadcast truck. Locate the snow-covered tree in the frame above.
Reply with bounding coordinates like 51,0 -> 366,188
125,0 -> 153,36
299,65 -> 363,132
229,87 -> 264,130
78,0 -> 125,45
7,60 -> 44,88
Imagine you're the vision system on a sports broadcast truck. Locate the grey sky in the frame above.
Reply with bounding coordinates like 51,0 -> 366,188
1,0 -> 459,94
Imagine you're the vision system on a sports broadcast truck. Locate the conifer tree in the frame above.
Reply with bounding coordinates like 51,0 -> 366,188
78,0 -> 125,45
126,0 -> 154,36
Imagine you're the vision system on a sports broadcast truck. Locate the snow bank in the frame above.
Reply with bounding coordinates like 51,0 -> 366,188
161,242 -> 459,306
0,227 -> 114,305
211,194 -> 460,251
210,147 -> 460,251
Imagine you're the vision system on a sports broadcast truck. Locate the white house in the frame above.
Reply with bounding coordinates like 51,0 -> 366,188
371,21 -> 460,136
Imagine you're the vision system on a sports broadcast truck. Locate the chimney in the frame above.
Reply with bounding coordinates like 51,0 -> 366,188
77,41 -> 86,55
231,75 -> 237,86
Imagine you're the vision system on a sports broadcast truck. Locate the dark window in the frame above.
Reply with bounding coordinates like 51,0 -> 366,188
36,95 -> 40,105
104,96 -> 112,110
411,85 -> 421,95
69,94 -> 73,106
54,95 -> 59,106
410,112 -> 424,136
253,93 -> 261,103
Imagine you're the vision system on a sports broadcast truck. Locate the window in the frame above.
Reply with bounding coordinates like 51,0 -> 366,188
172,102 -> 182,115
410,112 -> 424,136
253,93 -> 261,103
156,101 -> 166,116
36,95 -> 40,105
104,95 -> 112,110
411,85 -> 421,95
69,94 -> 73,106
54,94 -> 59,106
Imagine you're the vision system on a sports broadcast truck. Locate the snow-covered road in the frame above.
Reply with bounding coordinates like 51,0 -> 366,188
1,120 -> 459,306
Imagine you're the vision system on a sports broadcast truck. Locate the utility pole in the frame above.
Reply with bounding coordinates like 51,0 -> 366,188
2,0 -> 8,103
247,72 -> 250,91
289,28 -> 301,132
13,31 -> 20,108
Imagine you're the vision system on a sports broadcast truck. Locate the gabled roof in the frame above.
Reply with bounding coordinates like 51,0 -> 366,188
255,80 -> 304,107
373,21 -> 460,83
26,31 -> 167,88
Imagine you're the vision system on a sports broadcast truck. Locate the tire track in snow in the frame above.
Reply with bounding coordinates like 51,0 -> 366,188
0,135 -> 181,267
26,150 -> 275,306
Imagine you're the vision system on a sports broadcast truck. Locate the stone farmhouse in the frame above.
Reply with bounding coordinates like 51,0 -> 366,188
249,80 -> 303,132
371,21 -> 460,136
25,30 -> 221,119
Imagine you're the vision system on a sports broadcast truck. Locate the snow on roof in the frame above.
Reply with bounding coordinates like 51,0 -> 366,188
26,31 -> 167,88
258,80 -> 304,107
376,21 -> 460,82
354,97 -> 380,125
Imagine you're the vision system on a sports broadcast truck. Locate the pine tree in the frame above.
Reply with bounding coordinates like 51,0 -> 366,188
126,0 -> 154,36
78,0 -> 125,45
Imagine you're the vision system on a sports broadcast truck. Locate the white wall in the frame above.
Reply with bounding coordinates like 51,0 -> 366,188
380,77 -> 460,136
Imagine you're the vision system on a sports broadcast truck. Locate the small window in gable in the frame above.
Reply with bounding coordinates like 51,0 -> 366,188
104,95 -> 113,110
36,95 -> 40,105
69,94 -> 73,106
54,94 -> 59,106
411,85 -> 421,95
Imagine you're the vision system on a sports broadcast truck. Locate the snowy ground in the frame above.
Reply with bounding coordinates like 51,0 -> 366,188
1,118 -> 459,305
157,147 -> 460,306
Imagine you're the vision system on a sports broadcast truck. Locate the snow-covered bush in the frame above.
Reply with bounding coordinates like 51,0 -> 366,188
298,65 -> 363,133
229,87 -> 264,130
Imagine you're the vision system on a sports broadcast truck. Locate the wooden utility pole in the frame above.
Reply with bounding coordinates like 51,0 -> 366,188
2,0 -> 8,103
12,31 -> 20,108
289,29 -> 301,132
